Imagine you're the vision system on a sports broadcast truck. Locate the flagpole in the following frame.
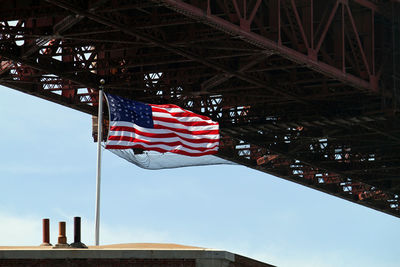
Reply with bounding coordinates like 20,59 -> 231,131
95,79 -> 105,246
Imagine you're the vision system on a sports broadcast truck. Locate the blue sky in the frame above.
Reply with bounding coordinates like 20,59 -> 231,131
0,86 -> 399,267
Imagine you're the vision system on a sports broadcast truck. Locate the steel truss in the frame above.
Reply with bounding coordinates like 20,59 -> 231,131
0,0 -> 399,217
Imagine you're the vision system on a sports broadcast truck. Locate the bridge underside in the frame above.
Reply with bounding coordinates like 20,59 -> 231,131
0,0 -> 399,217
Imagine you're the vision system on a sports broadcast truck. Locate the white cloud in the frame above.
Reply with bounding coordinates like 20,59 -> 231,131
0,212 -> 41,246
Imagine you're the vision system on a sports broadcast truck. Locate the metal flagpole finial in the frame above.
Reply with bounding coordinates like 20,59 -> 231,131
99,79 -> 105,86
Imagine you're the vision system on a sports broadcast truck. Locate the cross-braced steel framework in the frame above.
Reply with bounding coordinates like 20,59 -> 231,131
0,0 -> 399,217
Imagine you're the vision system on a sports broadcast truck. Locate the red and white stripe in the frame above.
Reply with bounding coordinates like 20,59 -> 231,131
105,104 -> 219,156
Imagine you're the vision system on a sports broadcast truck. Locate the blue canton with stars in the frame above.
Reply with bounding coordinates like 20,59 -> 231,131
105,93 -> 154,128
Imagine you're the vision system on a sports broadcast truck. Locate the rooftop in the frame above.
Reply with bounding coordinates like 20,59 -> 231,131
0,243 -> 275,267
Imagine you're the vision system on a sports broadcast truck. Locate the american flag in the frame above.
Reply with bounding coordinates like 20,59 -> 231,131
104,93 -> 219,156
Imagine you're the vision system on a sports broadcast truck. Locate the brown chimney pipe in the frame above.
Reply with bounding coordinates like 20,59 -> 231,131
58,221 -> 67,244
40,218 -> 51,246
54,221 -> 69,248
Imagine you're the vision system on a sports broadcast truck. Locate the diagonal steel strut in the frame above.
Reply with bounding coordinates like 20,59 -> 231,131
44,0 -> 309,104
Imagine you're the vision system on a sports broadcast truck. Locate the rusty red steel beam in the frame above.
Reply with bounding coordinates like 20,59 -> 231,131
0,44 -> 99,115
44,0 -> 310,104
201,52 -> 272,91
231,0 -> 262,31
154,0 -> 376,92
290,0 -> 310,50
354,0 -> 380,11
7,1 -> 109,102
314,0 -> 340,57
0,79 -> 96,114
218,136 -> 400,217
0,49 -> 98,88
345,4 -> 371,76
